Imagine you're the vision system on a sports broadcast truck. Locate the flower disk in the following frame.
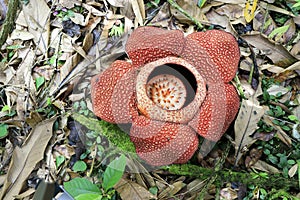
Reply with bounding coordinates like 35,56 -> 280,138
147,74 -> 187,111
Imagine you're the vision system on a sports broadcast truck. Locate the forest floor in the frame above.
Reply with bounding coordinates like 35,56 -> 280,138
0,0 -> 300,199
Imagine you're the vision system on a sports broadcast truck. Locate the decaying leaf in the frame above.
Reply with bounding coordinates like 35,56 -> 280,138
263,115 -> 292,146
252,160 -> 280,173
115,178 -> 157,200
158,181 -> 186,199
288,163 -> 298,178
242,33 -> 298,67
0,117 -> 57,200
234,83 -> 266,163
20,0 -> 51,54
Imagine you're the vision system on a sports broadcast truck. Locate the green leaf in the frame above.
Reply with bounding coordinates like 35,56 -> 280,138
0,123 -> 8,139
288,115 -> 298,122
75,193 -> 102,200
73,160 -> 87,172
56,155 -> 65,168
1,105 -> 10,112
64,178 -> 101,198
102,154 -> 127,191
197,0 -> 206,7
35,76 -> 45,90
292,1 -> 300,8
268,25 -> 290,38
149,186 -> 158,195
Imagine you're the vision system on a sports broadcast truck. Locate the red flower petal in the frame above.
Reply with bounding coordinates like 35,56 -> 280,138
126,26 -> 185,67
220,84 -> 240,132
182,30 -> 240,83
188,83 -> 240,141
130,115 -> 199,166
91,60 -> 138,123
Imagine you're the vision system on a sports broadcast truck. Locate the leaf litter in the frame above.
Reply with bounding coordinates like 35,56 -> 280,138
0,0 -> 300,199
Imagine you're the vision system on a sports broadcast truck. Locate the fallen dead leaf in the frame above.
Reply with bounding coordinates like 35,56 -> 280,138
288,163 -> 298,178
252,160 -> 280,173
0,117 -> 57,200
21,0 -> 51,54
242,33 -> 298,67
234,82 -> 266,163
115,177 -> 157,200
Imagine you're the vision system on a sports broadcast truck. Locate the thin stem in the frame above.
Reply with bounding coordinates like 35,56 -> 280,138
167,0 -> 203,30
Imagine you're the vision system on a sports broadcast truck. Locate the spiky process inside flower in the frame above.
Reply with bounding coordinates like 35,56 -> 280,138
147,74 -> 186,111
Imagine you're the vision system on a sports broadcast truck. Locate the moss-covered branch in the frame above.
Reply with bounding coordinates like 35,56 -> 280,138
0,0 -> 19,48
72,113 -> 298,191
71,113 -> 136,153
164,164 -> 298,190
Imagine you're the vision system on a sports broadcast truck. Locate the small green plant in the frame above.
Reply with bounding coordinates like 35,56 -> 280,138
109,22 -> 124,37
1,105 -> 15,117
64,154 -> 127,200
292,0 -> 300,10
146,0 -> 160,8
54,8 -> 75,21
268,25 -> 290,39
73,100 -> 91,116
35,76 -> 45,90
243,185 -> 268,200
0,123 -> 8,139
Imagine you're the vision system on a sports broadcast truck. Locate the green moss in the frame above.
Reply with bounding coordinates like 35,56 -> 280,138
72,113 -> 136,154
164,164 -> 298,190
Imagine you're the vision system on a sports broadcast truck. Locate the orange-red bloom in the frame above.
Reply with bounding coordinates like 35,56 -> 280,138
91,27 -> 240,166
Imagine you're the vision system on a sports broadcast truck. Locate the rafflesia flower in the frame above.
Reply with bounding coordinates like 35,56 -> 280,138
91,26 -> 240,166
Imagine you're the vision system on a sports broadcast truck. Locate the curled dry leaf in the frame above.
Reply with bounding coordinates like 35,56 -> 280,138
170,0 -> 204,25
234,83 -> 266,163
115,178 -> 157,200
158,181 -> 186,199
21,0 -> 50,54
0,117 -> 57,200
263,115 -> 292,146
252,160 -> 280,173
242,33 -> 298,67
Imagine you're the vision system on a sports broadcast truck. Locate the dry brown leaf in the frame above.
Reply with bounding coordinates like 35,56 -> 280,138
290,41 -> 300,59
263,115 -> 292,146
253,9 -> 276,35
288,163 -> 298,178
214,0 -> 245,4
206,10 -> 235,35
260,64 -> 285,74
115,178 -> 157,200
234,83 -> 266,163
0,117 -> 57,200
220,187 -> 238,200
170,0 -> 204,25
131,0 -> 145,26
21,0 -> 50,54
215,4 -> 244,21
148,3 -> 171,27
283,18 -> 296,44
242,33 -> 298,67
158,181 -> 186,198
252,160 -> 280,173
282,60 -> 300,72
186,179 -> 206,195
107,0 -> 126,7
10,29 -> 34,41
259,1 -> 295,17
